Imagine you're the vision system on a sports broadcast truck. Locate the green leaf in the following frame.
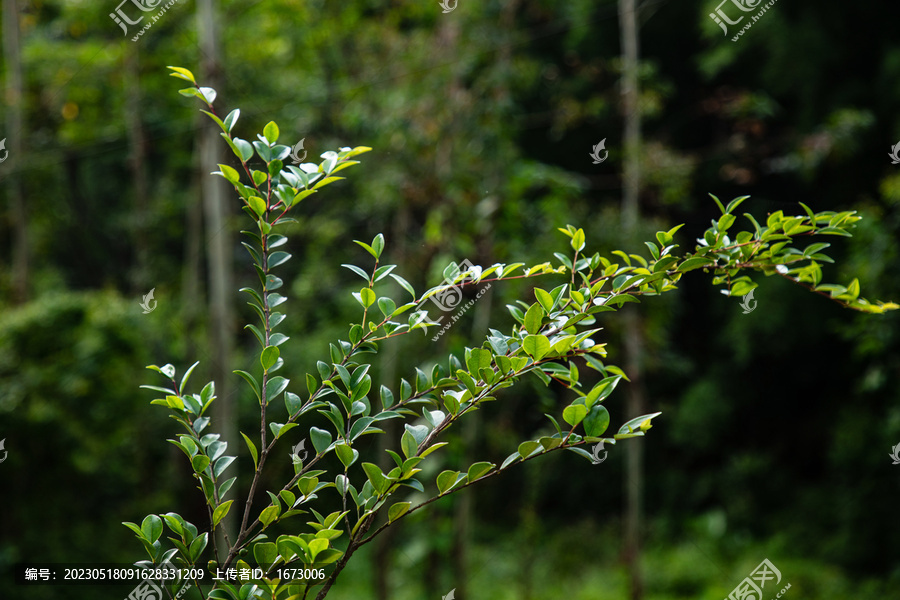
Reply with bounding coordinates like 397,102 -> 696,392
562,404 -> 588,427
224,109 -> 240,133
141,515 -> 163,543
467,461 -> 494,482
420,442 -> 448,458
335,443 -> 358,467
167,66 -> 196,83
266,376 -> 289,404
269,251 -> 292,268
212,500 -> 233,527
390,274 -> 416,298
189,532 -> 208,561
378,297 -> 396,317
285,392 -> 303,417
359,288 -> 376,308
233,138 -> 254,162
388,502 -> 411,522
312,175 -> 345,190
730,279 -> 757,296
534,288 -> 554,312
122,521 -> 145,540
845,278 -> 861,300
217,163 -> 240,184
269,422 -> 298,439
571,228 -> 586,252
405,423 -> 429,446
362,462 -> 388,494
165,395 -> 184,410
343,263 -> 370,281
466,348 -> 492,377
583,404 -> 610,437
354,240 -> 378,259
192,455 -> 211,473
261,346 -> 280,371
617,411 -> 663,435
310,427 -> 333,454
725,196 -> 749,214
197,86 -> 216,104
248,196 -> 266,218
436,470 -> 461,494
263,121 -> 280,144
259,505 -> 279,528
524,303 -> 543,334
253,542 -> 278,569
240,431 -> 259,471
717,213 -> 736,232
517,441 -> 541,459
679,257 -> 715,271
371,234 -> 385,258
522,335 -> 551,360
401,430 -> 418,458
215,455 -> 236,477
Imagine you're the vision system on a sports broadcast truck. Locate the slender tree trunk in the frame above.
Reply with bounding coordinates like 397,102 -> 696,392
197,0 -> 237,559
124,45 -> 151,293
3,0 -> 27,304
619,0 -> 645,597
182,138 -> 205,368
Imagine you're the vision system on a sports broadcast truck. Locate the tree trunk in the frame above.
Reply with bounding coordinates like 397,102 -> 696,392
197,0 -> 237,559
124,45 -> 151,293
618,0 -> 645,597
3,0 -> 27,304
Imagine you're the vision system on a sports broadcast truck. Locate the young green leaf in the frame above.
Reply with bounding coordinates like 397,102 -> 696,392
240,431 -> 259,471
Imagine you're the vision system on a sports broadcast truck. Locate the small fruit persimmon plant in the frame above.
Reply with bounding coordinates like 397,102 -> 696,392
125,65 -> 899,600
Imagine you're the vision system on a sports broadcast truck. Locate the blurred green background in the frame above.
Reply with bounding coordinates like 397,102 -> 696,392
1,0 -> 900,598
